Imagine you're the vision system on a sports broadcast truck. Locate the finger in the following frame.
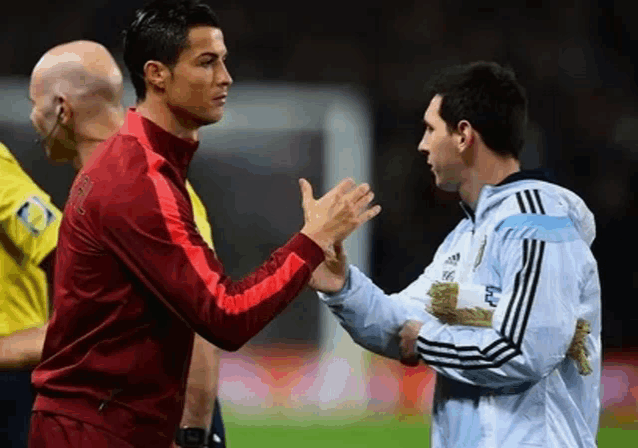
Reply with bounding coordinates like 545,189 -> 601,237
357,204 -> 382,225
343,182 -> 371,204
335,204 -> 381,242
352,191 -> 375,214
299,178 -> 314,207
323,177 -> 355,201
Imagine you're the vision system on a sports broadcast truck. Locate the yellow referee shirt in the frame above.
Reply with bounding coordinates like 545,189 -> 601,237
0,140 -> 212,338
0,142 -> 61,337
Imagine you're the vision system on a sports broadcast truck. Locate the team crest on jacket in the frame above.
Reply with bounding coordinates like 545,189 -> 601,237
16,196 -> 56,235
473,235 -> 487,270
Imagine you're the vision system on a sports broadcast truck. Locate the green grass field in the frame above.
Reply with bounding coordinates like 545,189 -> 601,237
224,413 -> 638,447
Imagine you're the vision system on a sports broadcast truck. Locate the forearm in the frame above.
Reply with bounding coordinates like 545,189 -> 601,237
318,265 -> 428,359
0,323 -> 48,369
180,333 -> 222,427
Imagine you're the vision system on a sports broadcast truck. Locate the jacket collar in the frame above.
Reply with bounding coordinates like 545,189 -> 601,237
495,168 -> 556,187
120,108 -> 199,180
460,169 -> 556,222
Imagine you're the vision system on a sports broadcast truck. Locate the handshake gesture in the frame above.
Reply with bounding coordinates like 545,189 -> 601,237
299,178 -> 381,293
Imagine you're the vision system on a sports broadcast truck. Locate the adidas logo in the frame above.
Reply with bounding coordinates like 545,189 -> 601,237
443,253 -> 461,267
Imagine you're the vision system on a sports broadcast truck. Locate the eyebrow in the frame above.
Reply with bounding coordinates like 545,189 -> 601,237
423,118 -> 433,128
198,50 -> 228,59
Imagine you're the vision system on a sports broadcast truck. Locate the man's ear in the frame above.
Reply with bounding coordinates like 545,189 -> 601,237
456,120 -> 474,155
54,96 -> 73,126
143,60 -> 170,93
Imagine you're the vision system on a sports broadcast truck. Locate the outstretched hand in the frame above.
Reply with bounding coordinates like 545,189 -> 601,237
299,177 -> 381,254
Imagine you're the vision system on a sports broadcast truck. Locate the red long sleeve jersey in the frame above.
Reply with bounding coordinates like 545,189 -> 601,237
32,110 -> 324,447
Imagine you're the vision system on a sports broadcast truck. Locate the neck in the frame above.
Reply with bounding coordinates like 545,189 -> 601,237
459,148 -> 520,209
136,96 -> 199,141
72,106 -> 123,171
72,139 -> 103,171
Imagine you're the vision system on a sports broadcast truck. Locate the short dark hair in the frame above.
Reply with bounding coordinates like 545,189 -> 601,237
424,61 -> 528,159
123,0 -> 220,101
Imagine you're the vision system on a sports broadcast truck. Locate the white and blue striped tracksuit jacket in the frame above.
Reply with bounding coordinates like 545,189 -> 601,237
318,172 -> 601,448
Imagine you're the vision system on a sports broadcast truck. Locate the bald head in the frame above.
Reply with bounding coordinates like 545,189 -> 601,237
31,40 -> 123,106
29,40 -> 125,166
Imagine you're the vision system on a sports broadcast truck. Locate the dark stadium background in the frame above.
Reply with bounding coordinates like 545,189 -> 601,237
2,0 -> 637,434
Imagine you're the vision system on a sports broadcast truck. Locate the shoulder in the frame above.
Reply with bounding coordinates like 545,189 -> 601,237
0,142 -> 60,219
490,182 -> 584,244
0,141 -> 34,187
0,141 -> 18,163
83,133 -> 161,198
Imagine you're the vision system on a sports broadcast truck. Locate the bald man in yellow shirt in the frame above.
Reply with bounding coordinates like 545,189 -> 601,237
0,40 -> 225,447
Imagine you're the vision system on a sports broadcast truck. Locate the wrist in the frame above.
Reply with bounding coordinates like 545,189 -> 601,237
321,265 -> 350,296
300,228 -> 332,254
175,427 -> 209,448
331,265 -> 349,294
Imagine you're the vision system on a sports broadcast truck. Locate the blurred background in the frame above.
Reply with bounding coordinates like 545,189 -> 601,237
2,0 -> 637,442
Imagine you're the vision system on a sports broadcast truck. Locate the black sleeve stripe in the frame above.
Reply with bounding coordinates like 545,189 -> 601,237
416,347 -> 522,369
533,189 -> 546,215
418,335 -> 507,352
417,338 -> 514,359
515,241 -> 545,349
524,190 -> 537,214
483,337 -> 509,353
500,239 -> 529,336
502,189 -> 543,339
510,240 -> 544,344
416,335 -> 519,366
515,192 -> 527,213
506,239 -> 538,341
416,320 -> 518,364
506,190 -> 546,345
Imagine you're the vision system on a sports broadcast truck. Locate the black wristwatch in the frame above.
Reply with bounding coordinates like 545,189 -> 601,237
175,427 -> 209,447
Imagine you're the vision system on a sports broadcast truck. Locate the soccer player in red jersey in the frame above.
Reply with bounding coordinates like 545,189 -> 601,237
22,39 -> 230,447
26,1 -> 380,447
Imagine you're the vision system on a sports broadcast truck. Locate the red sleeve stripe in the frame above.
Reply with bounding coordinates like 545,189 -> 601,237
206,251 -> 308,315
142,148 -> 309,315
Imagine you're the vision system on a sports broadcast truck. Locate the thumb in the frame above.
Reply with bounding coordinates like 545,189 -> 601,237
299,178 -> 314,206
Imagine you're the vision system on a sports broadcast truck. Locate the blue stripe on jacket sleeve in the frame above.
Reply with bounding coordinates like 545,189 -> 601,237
494,214 -> 579,242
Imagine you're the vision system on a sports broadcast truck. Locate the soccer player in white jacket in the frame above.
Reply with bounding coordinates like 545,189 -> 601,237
310,61 -> 601,448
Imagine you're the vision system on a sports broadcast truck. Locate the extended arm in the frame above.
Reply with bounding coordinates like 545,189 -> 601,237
317,264 -> 436,360
101,176 -> 378,352
319,195 -> 598,388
